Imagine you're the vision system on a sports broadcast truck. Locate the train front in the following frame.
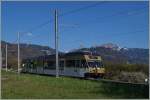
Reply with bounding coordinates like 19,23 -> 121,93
84,54 -> 105,78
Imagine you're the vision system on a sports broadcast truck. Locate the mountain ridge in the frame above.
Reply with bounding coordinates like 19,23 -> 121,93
1,41 -> 149,69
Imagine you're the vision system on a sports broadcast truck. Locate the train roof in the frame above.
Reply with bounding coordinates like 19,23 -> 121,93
23,51 -> 100,61
66,51 -> 101,56
65,51 -> 92,56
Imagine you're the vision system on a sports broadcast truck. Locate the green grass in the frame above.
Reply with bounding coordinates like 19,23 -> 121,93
1,70 -> 149,99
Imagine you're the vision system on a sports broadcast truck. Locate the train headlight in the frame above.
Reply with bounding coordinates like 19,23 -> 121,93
145,78 -> 148,83
22,64 -> 25,67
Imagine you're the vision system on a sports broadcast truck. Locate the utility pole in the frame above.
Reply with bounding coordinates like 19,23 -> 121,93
55,9 -> 59,77
5,44 -> 7,71
17,32 -> 20,74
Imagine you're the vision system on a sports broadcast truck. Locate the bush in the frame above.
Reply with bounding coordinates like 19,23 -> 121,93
112,71 -> 148,83
104,63 -> 149,83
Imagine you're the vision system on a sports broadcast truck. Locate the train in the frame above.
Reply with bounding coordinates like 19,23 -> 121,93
21,51 -> 105,78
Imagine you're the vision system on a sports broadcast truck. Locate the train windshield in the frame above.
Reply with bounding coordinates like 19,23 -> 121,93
88,61 -> 103,68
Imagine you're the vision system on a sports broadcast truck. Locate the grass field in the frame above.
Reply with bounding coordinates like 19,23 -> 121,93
1,70 -> 149,99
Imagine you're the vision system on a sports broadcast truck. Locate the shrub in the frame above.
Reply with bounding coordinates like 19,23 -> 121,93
104,63 -> 149,83
112,71 -> 148,83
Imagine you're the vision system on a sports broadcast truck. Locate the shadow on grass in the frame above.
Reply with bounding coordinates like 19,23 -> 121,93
97,81 -> 149,99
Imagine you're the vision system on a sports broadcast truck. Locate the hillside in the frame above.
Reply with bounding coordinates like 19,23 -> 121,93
1,41 -> 55,68
1,70 -> 149,99
74,43 -> 149,65
1,41 -> 149,69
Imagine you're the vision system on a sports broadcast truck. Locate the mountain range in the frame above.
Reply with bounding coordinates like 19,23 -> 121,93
1,41 -> 149,68
74,43 -> 149,65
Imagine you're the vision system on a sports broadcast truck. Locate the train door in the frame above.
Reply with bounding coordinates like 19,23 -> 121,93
59,60 -> 65,75
75,60 -> 80,75
80,60 -> 89,77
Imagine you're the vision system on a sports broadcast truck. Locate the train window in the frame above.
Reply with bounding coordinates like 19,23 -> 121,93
87,61 -> 104,68
88,62 -> 95,68
66,60 -> 75,67
27,62 -> 30,68
81,60 -> 88,68
33,61 -> 37,67
94,61 -> 104,68
59,61 -> 64,70
26,60 -> 30,68
30,62 -> 33,68
44,61 -> 65,70
44,62 -> 48,68
47,61 -> 55,66
32,61 -> 36,69
37,60 -> 43,66
75,60 -> 80,68
46,61 -> 55,69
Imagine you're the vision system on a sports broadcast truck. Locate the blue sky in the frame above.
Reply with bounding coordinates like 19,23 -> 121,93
2,1 -> 149,51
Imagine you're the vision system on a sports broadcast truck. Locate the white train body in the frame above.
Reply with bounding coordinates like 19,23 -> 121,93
21,51 -> 105,78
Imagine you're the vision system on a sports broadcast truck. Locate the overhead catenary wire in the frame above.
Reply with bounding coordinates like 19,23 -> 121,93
59,27 -> 148,47
60,6 -> 146,29
25,5 -> 148,41
75,6 -> 148,27
13,2 -> 148,51
17,2 -> 147,42
8,2 -> 147,42
59,1 -> 106,17
102,28 -> 148,37
62,28 -> 148,52
22,1 -> 106,34
17,2 -> 106,44
58,6 -> 148,38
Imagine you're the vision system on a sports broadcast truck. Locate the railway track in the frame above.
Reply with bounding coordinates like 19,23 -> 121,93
85,78 -> 149,85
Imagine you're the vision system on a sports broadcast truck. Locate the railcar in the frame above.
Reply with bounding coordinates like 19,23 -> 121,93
21,51 -> 105,78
